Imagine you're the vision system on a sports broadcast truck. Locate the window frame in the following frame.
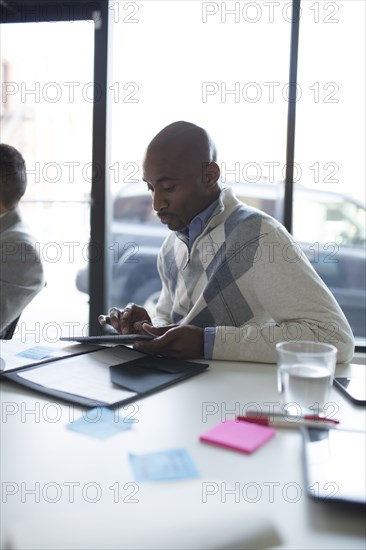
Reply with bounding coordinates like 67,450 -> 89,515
0,0 -> 111,335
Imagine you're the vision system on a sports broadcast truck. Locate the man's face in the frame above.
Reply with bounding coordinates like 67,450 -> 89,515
142,151 -> 213,231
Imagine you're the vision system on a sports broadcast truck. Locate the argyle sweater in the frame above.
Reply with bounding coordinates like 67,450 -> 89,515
152,187 -> 354,363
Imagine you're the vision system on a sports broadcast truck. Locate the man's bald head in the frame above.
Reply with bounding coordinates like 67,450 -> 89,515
142,122 -> 221,231
145,121 -> 217,172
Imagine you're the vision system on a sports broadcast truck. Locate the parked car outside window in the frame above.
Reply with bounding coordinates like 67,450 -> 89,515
76,181 -> 366,339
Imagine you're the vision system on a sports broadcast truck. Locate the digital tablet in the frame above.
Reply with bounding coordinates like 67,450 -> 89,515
60,334 -> 155,345
333,376 -> 366,405
302,427 -> 366,505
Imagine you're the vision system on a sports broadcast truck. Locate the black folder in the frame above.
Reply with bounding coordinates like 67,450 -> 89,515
109,356 -> 205,394
3,347 -> 209,408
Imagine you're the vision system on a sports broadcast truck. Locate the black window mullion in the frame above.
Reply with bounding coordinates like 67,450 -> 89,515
89,0 -> 111,335
284,0 -> 301,234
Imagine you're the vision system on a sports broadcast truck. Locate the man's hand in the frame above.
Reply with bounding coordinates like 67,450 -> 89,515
134,324 -> 204,360
98,303 -> 152,334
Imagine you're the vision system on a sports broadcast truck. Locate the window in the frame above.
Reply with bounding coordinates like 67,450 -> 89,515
295,0 -> 366,342
1,21 -> 94,339
106,0 -> 291,313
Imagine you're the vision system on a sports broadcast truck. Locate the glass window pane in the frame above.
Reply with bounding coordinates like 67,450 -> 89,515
107,0 -> 291,315
1,21 -> 94,340
295,0 -> 366,342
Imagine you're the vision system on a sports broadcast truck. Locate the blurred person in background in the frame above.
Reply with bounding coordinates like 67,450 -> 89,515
0,144 -> 45,338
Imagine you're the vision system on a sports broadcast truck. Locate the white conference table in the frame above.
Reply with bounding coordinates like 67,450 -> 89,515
0,339 -> 365,549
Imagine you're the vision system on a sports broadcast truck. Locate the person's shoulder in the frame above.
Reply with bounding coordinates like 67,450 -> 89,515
220,186 -> 280,229
0,210 -> 40,251
158,231 -> 177,255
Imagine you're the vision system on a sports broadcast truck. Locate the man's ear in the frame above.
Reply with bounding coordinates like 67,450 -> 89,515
204,161 -> 220,188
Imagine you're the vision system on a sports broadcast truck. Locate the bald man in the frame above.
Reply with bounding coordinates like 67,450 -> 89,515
100,121 -> 354,363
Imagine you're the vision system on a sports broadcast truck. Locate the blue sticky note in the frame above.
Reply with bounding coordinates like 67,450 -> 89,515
129,448 -> 200,482
16,346 -> 55,360
66,407 -> 133,439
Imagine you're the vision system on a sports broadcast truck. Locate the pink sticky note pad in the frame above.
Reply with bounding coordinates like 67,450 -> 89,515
200,420 -> 275,454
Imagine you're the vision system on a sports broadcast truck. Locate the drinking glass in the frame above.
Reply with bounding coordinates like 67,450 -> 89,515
276,341 -> 337,415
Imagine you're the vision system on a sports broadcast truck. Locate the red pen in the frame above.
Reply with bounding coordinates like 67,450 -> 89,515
236,415 -> 340,430
241,411 -> 339,424
303,414 -> 339,424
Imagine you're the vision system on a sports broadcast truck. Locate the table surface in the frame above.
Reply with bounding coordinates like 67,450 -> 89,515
1,340 -> 365,550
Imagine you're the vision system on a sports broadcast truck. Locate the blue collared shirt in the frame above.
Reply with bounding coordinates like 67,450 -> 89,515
177,197 -> 221,359
178,198 -> 220,251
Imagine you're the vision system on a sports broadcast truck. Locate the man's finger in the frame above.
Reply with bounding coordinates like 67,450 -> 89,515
109,307 -> 122,319
122,303 -> 135,318
141,324 -> 163,336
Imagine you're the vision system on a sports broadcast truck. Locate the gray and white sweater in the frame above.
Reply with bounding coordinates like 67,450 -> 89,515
152,187 -> 354,363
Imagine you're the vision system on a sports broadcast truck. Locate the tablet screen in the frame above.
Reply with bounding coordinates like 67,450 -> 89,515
59,335 -> 155,344
334,376 -> 366,404
302,428 -> 366,505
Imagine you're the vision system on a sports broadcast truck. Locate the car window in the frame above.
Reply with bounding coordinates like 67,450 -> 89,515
113,194 -> 158,224
293,197 -> 366,247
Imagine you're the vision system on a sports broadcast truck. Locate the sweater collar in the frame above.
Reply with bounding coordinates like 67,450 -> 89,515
177,196 -> 220,249
176,186 -> 240,248
0,206 -> 22,233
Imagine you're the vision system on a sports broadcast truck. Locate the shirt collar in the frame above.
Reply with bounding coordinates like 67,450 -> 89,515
178,195 -> 220,250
